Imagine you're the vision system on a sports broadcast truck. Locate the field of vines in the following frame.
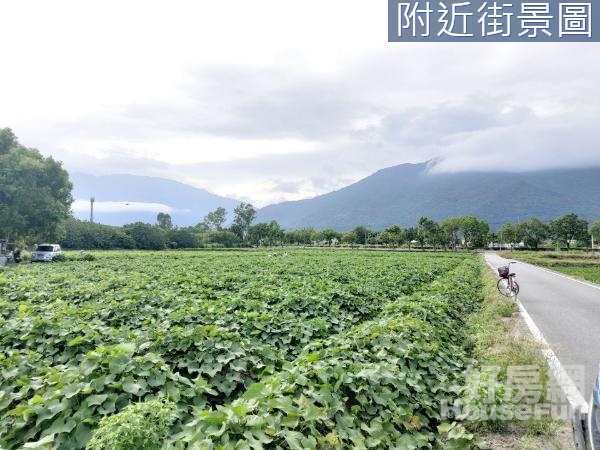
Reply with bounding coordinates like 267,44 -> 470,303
0,250 -> 483,449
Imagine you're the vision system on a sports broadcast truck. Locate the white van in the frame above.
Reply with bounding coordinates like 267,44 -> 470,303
31,244 -> 62,262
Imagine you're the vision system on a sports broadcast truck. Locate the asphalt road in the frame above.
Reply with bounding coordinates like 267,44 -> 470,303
485,252 -> 600,399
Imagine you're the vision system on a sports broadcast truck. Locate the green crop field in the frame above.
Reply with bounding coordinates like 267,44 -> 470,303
500,251 -> 600,284
0,250 -> 483,449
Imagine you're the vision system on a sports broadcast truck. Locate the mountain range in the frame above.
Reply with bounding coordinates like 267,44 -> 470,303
70,173 -> 239,227
256,162 -> 600,230
71,163 -> 600,230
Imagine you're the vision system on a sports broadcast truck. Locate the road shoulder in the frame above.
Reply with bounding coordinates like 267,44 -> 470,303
467,256 -> 575,449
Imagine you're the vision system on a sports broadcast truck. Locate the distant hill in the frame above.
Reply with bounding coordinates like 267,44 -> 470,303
71,173 -> 239,226
256,162 -> 600,230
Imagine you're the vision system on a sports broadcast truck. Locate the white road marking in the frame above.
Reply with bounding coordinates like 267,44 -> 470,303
484,254 -> 589,414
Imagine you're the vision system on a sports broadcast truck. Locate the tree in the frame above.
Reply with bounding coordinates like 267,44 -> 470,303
310,229 -> 324,243
62,218 -> 135,249
403,227 -> 417,250
0,128 -> 73,242
321,228 -> 341,247
248,223 -> 268,247
123,223 -> 166,250
341,229 -> 358,247
378,225 -> 404,248
156,212 -> 173,230
592,220 -> 600,248
248,221 -> 284,247
208,230 -> 241,248
285,227 -> 317,245
440,218 -> 462,250
167,228 -> 199,249
283,229 -> 300,245
417,217 -> 439,250
353,226 -> 372,245
194,222 -> 210,234
0,128 -> 18,154
231,203 -> 256,243
461,216 -> 489,249
431,223 -> 449,249
498,223 -> 517,247
203,207 -> 227,231
388,225 -> 405,247
340,226 -> 372,247
266,220 -> 284,245
550,213 -> 589,250
515,218 -> 548,250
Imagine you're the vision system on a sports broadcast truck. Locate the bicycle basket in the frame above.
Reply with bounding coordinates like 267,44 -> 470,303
497,266 -> 509,278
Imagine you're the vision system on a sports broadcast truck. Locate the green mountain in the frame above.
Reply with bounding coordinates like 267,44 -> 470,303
256,162 -> 600,230
71,173 -> 239,226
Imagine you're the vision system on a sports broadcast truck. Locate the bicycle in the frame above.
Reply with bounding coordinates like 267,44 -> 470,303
497,261 -> 519,297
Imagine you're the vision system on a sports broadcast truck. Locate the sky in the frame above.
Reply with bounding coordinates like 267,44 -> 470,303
1,0 -> 599,207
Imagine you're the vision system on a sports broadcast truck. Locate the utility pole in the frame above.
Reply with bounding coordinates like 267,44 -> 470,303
90,197 -> 95,223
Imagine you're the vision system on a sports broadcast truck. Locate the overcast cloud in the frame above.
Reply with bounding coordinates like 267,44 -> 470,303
1,1 -> 599,206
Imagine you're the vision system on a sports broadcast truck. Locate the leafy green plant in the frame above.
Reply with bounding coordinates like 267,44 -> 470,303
0,250 -> 481,449
86,398 -> 177,450
178,258 -> 484,448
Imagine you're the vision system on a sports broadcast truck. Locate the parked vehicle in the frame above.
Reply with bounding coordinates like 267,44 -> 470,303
31,244 -> 62,262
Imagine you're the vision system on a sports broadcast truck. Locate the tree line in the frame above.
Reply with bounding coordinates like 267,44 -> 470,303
62,203 -> 260,250
61,209 -> 600,251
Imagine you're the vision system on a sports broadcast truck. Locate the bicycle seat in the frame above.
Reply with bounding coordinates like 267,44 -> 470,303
509,273 -> 516,276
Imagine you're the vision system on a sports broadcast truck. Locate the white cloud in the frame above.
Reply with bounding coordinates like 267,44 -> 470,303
1,1 -> 599,206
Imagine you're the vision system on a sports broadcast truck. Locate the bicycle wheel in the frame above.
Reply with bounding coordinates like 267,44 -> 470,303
510,279 -> 520,297
497,278 -> 516,297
